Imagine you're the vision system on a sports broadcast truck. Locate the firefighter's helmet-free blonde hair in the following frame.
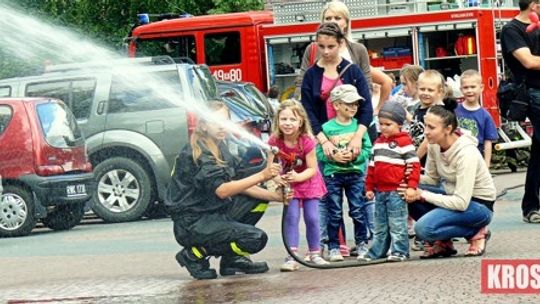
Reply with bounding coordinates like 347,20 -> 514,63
320,1 -> 352,40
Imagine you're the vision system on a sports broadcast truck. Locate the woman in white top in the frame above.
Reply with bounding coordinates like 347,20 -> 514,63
405,98 -> 495,258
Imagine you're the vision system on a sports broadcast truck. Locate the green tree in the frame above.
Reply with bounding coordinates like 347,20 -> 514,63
210,0 -> 264,14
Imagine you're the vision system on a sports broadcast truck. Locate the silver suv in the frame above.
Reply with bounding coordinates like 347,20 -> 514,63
0,57 -> 219,223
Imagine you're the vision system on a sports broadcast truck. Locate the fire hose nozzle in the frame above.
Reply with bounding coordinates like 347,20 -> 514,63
268,145 -> 304,168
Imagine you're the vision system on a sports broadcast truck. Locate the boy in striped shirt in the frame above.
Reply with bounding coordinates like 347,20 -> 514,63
358,101 -> 420,262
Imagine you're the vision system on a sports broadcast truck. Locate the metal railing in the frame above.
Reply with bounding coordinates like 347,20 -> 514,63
269,0 -> 518,24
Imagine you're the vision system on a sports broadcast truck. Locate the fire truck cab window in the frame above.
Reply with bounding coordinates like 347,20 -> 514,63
137,36 -> 196,63
204,32 -> 241,66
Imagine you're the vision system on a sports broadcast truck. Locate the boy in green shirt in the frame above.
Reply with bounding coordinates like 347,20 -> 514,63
317,84 -> 373,262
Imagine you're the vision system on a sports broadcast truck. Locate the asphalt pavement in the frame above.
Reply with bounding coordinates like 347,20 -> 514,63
0,170 -> 539,303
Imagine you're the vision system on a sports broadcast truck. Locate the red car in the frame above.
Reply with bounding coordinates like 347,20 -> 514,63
0,98 -> 95,237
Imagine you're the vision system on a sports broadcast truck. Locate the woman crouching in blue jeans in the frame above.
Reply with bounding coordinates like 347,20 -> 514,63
405,98 -> 495,258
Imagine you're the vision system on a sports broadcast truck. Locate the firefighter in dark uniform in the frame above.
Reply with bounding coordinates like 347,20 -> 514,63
165,101 -> 285,280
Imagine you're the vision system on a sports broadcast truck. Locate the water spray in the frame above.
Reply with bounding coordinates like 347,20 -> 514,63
0,2 -> 270,153
0,3 -> 387,269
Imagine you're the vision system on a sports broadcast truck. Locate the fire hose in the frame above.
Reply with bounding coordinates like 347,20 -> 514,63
267,146 -> 525,269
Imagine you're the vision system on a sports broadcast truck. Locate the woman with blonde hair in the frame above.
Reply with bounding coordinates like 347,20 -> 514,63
295,1 -> 371,89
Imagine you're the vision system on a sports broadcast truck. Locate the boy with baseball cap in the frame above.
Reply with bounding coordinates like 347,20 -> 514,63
316,84 -> 373,262
358,100 -> 421,262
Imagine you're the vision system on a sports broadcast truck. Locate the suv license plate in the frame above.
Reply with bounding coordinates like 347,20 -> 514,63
66,184 -> 87,197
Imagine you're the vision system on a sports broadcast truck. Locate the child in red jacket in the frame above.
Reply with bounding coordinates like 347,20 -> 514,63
358,101 -> 421,262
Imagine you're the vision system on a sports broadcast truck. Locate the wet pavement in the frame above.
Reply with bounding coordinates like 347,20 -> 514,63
1,171 -> 539,303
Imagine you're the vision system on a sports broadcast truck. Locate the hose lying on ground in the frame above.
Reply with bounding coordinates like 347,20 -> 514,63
496,184 -> 525,200
280,202 -> 386,269
279,182 -> 525,269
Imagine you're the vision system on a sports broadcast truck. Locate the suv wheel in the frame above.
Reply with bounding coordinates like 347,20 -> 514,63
41,202 -> 85,231
92,157 -> 151,223
0,185 -> 36,237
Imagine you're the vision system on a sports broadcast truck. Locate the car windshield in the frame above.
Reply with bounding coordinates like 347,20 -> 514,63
243,84 -> 271,114
189,65 -> 218,101
37,101 -> 84,148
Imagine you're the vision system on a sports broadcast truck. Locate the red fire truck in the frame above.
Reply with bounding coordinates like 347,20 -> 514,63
127,2 -> 530,151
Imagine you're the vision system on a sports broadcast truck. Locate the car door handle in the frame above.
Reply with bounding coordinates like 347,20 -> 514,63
97,101 -> 106,115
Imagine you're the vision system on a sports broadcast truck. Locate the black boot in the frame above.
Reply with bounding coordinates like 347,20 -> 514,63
176,249 -> 217,280
219,256 -> 269,276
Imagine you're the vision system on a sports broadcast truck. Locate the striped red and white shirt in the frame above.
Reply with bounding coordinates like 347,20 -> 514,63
366,131 -> 421,192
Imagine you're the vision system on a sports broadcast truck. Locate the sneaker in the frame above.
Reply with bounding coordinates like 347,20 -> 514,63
357,255 -> 372,262
175,249 -> 217,280
411,236 -> 424,251
310,253 -> 330,265
387,253 -> 408,262
280,257 -> 300,272
356,242 -> 369,257
339,245 -> 350,257
523,210 -> 540,223
328,248 -> 344,262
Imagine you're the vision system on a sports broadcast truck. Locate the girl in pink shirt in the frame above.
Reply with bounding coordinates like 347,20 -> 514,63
268,99 -> 328,271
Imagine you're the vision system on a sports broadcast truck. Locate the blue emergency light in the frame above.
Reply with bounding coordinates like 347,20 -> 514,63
137,14 -> 150,25
137,12 -> 192,25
